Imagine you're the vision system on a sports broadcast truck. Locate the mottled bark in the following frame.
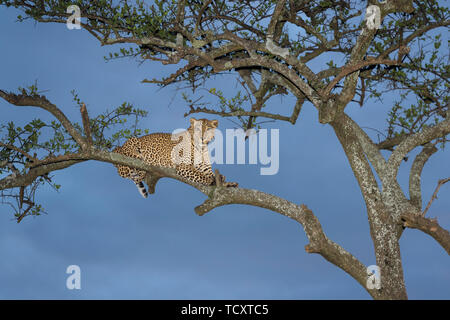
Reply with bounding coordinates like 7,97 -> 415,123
409,144 -> 438,209
331,113 -> 408,299
401,212 -> 450,255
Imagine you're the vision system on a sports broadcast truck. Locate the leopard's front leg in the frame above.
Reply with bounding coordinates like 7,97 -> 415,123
212,170 -> 239,188
175,164 -> 238,187
196,165 -> 238,187
176,163 -> 216,185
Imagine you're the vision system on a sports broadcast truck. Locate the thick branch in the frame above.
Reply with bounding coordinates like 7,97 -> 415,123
336,19 -> 377,107
0,159 -> 82,191
376,134 -> 409,151
387,118 -> 450,177
334,0 -> 414,108
343,115 -> 416,228
212,56 -> 321,107
0,90 -> 88,149
195,186 -> 382,299
331,113 -> 407,298
267,0 -> 286,38
184,106 -> 292,123
409,144 -> 438,209
401,212 -> 450,255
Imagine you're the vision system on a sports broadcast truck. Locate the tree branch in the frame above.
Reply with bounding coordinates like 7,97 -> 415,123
401,212 -> 450,255
336,114 -> 412,225
80,103 -> 92,149
267,0 -> 286,39
184,105 -> 292,122
331,112 -> 408,298
194,186 -> 382,299
387,117 -> 450,178
422,177 -> 450,216
0,159 -> 82,191
0,90 -> 88,150
376,134 -> 409,151
0,142 -> 38,163
194,0 -> 213,36
409,144 -> 438,209
323,58 -> 399,97
0,137 -> 382,298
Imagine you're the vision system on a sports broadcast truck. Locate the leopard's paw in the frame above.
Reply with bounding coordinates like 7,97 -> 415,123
223,181 -> 239,188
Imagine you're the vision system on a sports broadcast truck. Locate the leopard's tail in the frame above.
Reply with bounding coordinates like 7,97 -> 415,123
135,181 -> 148,198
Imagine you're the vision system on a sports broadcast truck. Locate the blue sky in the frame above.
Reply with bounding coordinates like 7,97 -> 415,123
0,6 -> 449,299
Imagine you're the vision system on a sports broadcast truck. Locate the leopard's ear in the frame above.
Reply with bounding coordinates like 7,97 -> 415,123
189,118 -> 197,125
211,120 -> 218,127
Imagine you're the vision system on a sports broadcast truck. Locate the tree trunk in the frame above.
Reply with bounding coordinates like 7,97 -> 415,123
331,113 -> 408,299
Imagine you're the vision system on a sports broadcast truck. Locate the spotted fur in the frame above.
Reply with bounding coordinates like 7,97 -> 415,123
112,118 -> 231,198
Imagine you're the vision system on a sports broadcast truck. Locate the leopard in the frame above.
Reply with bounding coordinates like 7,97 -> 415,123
112,118 -> 238,198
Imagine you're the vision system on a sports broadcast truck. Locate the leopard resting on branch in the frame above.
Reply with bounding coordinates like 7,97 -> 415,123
113,118 -> 238,197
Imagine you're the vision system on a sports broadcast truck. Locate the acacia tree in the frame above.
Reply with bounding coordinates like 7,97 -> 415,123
0,0 -> 449,299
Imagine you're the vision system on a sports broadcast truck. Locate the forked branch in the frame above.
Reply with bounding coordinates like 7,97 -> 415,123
195,186 -> 382,299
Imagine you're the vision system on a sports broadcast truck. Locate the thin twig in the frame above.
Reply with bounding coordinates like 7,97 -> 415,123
17,203 -> 34,223
401,212 -> 450,255
422,177 -> 450,216
0,142 -> 38,163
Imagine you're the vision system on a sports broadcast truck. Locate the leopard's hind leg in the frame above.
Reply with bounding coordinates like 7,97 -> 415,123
130,169 -> 148,198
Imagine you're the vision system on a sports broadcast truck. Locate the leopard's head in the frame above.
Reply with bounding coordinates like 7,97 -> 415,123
189,118 -> 219,144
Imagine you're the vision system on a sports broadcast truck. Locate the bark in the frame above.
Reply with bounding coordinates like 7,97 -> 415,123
401,212 -> 450,255
409,144 -> 438,209
331,113 -> 408,299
